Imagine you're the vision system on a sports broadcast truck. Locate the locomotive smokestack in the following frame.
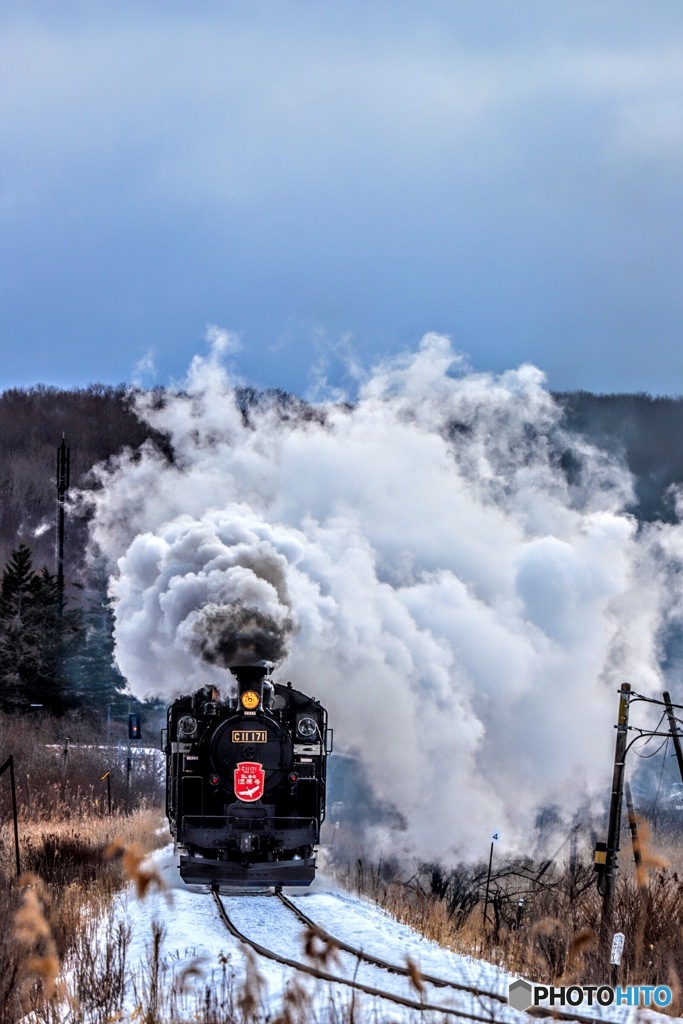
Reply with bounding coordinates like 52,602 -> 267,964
229,662 -> 273,685
229,662 -> 273,706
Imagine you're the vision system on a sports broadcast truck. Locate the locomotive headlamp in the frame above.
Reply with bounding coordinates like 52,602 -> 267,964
178,715 -> 198,737
241,690 -> 260,710
297,716 -> 317,739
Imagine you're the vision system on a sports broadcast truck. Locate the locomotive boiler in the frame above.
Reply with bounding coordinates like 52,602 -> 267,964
165,662 -> 330,887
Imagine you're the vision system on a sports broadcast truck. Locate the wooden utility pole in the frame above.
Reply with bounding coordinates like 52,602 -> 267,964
60,737 -> 70,801
600,683 -> 631,951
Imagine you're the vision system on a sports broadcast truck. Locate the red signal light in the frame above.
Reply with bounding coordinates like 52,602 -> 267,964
209,774 -> 220,786
288,773 -> 298,783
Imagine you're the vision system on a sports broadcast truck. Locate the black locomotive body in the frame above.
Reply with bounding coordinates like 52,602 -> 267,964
166,663 -> 330,887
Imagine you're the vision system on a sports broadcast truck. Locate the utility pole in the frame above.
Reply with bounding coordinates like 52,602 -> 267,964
600,683 -> 631,952
56,437 -> 70,618
663,691 -> 683,786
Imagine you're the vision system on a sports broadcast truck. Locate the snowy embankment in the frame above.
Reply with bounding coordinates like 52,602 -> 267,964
110,846 -> 661,1023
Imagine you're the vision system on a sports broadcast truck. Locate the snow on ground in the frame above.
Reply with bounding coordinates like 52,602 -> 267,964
112,845 -> 667,1023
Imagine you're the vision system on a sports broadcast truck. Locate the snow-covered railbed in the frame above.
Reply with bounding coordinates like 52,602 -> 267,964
113,846 -> 661,1023
225,889 -> 515,1019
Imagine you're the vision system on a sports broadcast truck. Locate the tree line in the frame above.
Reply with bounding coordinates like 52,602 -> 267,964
557,390 -> 683,522
0,384 -> 165,717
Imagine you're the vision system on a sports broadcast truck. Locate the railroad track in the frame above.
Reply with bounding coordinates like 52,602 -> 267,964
277,890 -> 504,997
211,888 -> 622,1024
212,887 -> 497,1020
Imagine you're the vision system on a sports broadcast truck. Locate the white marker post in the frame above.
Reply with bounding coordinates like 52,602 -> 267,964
610,932 -> 625,966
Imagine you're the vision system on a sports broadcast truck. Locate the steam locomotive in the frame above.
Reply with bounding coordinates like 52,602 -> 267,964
165,663 -> 330,887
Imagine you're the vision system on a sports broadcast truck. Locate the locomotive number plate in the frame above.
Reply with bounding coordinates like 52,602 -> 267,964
232,730 -> 267,743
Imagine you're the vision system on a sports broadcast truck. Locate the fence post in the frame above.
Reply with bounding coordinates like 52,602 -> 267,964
101,770 -> 112,816
0,756 -> 21,876
60,737 -> 69,801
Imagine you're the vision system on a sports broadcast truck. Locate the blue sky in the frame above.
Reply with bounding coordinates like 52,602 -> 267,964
2,0 -> 683,397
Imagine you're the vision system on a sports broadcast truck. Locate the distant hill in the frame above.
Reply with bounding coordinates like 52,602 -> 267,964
0,384 -> 161,574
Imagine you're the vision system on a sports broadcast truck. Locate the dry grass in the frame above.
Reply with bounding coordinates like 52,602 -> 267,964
8,811 -> 682,1021
8,708 -> 683,1020
334,821 -> 683,1015
0,708 -> 165,1021
0,711 -> 163,822
0,799 -> 167,1023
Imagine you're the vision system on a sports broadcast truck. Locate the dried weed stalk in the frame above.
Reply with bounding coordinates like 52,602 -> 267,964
13,872 -> 61,1003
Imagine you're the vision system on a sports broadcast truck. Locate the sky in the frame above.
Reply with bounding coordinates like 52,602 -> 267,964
2,0 -> 683,398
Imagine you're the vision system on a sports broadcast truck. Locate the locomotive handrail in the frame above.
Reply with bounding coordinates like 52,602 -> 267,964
180,813 -> 318,847
183,813 -> 316,825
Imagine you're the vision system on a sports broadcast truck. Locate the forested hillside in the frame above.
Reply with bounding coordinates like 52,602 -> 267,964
1,384 -> 682,716
0,384 -> 161,571
557,391 -> 683,522
0,385 -> 162,716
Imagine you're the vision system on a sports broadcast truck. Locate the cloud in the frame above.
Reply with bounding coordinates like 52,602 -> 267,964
5,11 -> 683,211
3,2 -> 683,395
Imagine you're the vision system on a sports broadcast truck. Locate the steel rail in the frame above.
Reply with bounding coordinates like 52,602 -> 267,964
212,888 -> 500,1021
277,890 -> 474,993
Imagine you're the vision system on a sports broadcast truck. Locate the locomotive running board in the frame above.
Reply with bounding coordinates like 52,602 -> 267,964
179,852 -> 317,887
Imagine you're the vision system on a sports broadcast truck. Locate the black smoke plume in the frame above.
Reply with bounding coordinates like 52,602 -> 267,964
191,603 -> 294,667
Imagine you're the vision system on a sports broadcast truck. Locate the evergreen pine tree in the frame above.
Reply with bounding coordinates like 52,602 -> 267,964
61,583 -> 129,715
0,544 -> 81,712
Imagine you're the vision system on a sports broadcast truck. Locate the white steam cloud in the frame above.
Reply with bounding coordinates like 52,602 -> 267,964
85,333 -> 683,860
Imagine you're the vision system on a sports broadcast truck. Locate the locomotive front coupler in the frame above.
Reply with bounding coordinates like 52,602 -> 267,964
240,833 -> 260,853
